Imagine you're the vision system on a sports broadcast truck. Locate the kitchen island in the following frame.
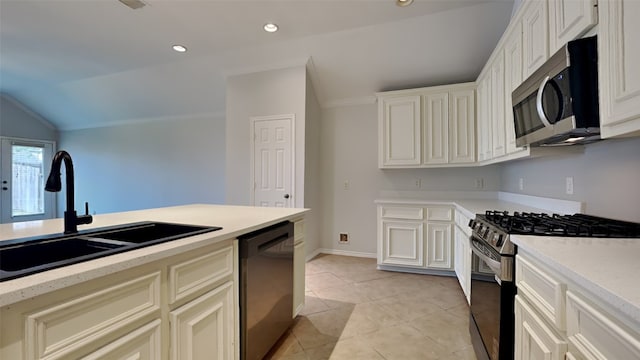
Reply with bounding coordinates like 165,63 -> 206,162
0,204 -> 308,360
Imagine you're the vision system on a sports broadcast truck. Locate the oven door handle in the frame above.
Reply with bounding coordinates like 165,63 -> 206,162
470,239 -> 502,276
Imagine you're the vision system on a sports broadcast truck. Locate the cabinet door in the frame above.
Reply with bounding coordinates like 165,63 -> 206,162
425,223 -> 452,269
477,73 -> 493,161
491,51 -> 506,158
170,281 -> 235,360
522,0 -> 549,78
379,220 -> 424,267
515,295 -> 568,360
449,88 -> 476,164
423,92 -> 449,165
548,0 -> 597,54
454,226 -> 470,303
504,20 -> 527,155
598,0 -> 640,138
379,95 -> 422,166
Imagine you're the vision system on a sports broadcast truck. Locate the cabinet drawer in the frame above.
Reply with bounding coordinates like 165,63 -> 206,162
426,207 -> 453,221
380,206 -> 424,220
168,245 -> 234,305
24,272 -> 161,360
516,255 -> 566,330
80,319 -> 161,360
566,291 -> 640,360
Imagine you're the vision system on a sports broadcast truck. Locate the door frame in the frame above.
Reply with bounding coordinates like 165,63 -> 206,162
0,136 -> 57,223
249,114 -> 296,208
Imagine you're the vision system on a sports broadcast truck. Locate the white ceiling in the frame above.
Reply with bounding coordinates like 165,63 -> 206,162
0,0 -> 514,131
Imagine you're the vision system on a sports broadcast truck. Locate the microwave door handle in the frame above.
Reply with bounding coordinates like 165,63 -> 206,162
536,75 -> 554,128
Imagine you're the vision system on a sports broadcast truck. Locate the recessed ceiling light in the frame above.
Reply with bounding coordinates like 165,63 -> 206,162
396,0 -> 414,7
172,45 -> 187,53
263,23 -> 279,33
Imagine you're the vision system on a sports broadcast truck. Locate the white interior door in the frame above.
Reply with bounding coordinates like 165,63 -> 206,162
250,115 -> 294,208
1,137 -> 56,223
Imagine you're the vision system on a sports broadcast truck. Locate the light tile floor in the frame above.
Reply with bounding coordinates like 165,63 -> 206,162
266,254 -> 477,360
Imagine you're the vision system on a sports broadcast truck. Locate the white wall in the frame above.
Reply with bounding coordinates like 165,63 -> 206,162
0,94 -> 58,141
59,114 -> 225,215
225,66 -> 307,207
304,72 -> 323,257
500,137 -> 640,222
320,103 -> 502,256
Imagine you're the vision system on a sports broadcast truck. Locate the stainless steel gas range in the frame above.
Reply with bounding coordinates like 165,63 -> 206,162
468,211 -> 640,360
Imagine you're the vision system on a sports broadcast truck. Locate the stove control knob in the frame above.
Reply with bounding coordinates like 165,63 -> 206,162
468,219 -> 475,228
496,234 -> 504,246
483,228 -> 491,238
492,233 -> 502,246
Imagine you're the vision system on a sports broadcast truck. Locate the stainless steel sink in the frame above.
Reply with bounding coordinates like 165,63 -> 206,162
0,221 -> 221,282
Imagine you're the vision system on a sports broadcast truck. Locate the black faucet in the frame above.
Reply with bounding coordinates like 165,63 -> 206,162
45,150 -> 93,234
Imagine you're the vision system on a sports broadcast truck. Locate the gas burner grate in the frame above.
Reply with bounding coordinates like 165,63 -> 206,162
482,211 -> 640,238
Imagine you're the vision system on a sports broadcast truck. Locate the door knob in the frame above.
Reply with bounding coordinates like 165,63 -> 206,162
284,194 -> 290,199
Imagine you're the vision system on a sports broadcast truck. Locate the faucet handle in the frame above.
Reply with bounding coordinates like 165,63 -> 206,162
77,201 -> 93,225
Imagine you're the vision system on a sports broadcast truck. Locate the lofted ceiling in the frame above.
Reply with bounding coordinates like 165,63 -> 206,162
0,0 -> 514,131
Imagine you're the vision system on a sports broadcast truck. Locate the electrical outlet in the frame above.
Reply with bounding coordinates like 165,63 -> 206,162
414,179 -> 421,189
519,178 -> 524,190
343,180 -> 350,190
475,178 -> 484,189
339,233 -> 349,244
566,177 -> 574,195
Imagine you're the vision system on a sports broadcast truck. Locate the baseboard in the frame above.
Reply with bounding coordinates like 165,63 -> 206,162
306,248 -> 376,261
376,264 -> 456,277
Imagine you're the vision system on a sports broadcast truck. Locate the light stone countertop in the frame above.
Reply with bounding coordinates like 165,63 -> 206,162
511,235 -> 640,331
0,204 -> 308,307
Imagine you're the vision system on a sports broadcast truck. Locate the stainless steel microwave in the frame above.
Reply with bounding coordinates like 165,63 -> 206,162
512,36 -> 599,147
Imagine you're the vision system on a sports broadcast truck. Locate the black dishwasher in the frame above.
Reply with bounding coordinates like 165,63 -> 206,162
238,221 -> 294,360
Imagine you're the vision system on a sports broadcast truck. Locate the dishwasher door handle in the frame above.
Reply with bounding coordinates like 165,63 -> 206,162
239,221 -> 293,258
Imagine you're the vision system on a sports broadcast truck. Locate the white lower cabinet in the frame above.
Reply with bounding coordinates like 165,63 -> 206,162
453,225 -> 471,303
565,291 -> 640,360
377,204 -> 453,272
515,295 -> 567,360
515,252 -> 640,360
170,282 -> 235,360
0,240 -> 238,360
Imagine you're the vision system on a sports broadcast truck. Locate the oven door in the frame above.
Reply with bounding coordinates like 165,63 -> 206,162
469,236 -> 515,360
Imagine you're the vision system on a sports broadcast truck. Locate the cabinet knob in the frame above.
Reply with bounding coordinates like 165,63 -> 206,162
284,194 -> 290,199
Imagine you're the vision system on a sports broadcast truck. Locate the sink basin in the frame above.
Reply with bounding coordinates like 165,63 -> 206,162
0,221 -> 222,282
96,222 -> 217,244
0,238 -> 125,272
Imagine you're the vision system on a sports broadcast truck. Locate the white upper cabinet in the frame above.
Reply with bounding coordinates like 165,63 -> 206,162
504,20 -> 526,155
491,51 -> 507,158
477,73 -> 493,162
378,83 -> 476,168
548,0 -> 597,54
449,89 -> 476,164
378,95 -> 422,167
423,92 -> 449,165
598,0 -> 640,138
522,0 -> 549,78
